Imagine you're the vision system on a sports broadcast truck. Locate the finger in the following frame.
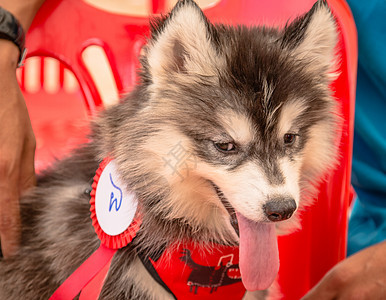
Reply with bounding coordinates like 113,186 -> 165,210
19,129 -> 37,192
0,129 -> 37,258
0,180 -> 21,258
0,143 -> 23,258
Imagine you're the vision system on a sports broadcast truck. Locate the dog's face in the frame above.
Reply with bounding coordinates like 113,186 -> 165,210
132,0 -> 339,232
100,0 -> 340,291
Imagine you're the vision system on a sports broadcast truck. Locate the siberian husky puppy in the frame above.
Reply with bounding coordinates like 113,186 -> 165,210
0,0 -> 340,299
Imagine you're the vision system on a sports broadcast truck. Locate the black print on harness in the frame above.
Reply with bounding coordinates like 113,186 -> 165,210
180,249 -> 242,294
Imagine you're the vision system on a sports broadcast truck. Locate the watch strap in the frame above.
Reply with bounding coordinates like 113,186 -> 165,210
0,6 -> 27,67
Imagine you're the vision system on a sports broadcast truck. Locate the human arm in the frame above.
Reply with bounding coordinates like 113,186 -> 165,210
301,241 -> 386,300
0,0 -> 45,258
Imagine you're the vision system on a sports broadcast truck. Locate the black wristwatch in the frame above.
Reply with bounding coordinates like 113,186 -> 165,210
0,6 -> 27,68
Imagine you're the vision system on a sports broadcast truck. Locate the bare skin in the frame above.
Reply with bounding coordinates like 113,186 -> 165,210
0,0 -> 45,258
302,241 -> 386,300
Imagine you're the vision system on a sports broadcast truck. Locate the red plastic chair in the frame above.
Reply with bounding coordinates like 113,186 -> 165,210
23,0 -> 357,299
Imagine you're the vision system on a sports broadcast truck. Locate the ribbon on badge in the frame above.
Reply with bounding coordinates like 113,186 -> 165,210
49,158 -> 141,300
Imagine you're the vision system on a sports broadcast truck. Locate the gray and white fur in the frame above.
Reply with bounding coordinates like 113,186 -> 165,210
0,0 -> 340,299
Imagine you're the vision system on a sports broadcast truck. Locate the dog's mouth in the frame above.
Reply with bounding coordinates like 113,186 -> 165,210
211,182 -> 239,236
210,181 -> 280,291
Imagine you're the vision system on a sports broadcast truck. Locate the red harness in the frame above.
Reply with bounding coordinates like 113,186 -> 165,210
50,158 -> 246,299
139,242 -> 246,299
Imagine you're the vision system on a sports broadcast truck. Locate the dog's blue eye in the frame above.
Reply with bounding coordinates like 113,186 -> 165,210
214,142 -> 236,152
284,133 -> 297,145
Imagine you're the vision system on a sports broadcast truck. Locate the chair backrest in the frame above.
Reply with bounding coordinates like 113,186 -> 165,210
24,0 -> 357,299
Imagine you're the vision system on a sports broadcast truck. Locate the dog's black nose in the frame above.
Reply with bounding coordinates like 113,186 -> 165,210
263,198 -> 297,222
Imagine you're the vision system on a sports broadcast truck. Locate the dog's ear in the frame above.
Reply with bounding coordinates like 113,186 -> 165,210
282,0 -> 338,76
145,0 -> 219,83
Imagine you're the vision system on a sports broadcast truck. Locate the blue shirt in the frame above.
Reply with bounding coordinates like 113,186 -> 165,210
346,0 -> 386,255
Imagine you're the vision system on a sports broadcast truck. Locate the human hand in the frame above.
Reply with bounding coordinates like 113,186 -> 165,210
0,40 -> 36,258
302,241 -> 386,300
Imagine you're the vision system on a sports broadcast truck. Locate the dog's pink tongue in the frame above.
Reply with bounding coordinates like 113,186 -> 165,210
237,212 -> 279,291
